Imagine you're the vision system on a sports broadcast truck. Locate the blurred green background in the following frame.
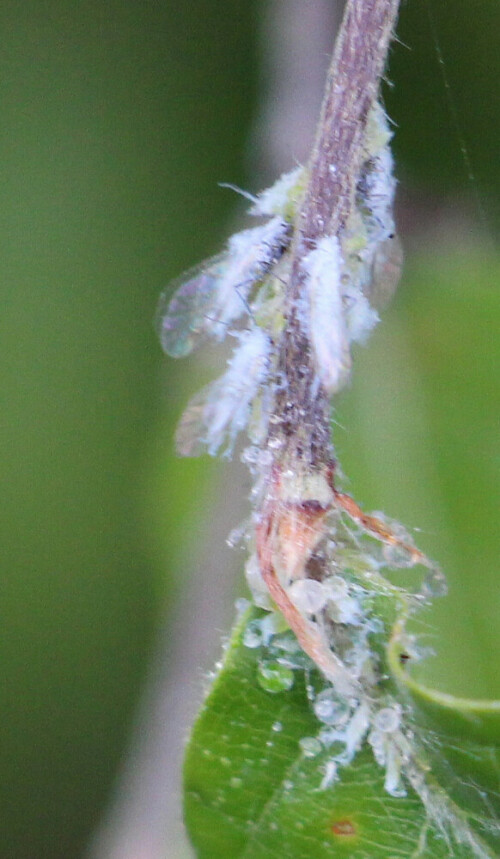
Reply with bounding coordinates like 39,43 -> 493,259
0,1 -> 498,857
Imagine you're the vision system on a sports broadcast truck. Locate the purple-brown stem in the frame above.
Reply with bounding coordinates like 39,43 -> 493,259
260,0 -> 401,682
273,0 -> 401,469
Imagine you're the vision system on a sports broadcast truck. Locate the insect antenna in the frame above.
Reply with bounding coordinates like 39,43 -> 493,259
218,182 -> 259,206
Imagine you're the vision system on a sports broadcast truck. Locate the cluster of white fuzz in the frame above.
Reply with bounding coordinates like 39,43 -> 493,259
240,595 -> 410,799
158,102 -> 466,836
235,474 -> 448,806
159,104 -> 399,457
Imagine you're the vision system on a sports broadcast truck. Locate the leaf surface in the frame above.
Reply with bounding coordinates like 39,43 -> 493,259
184,608 -> 500,857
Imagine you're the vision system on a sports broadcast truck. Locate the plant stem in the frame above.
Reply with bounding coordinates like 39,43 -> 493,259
302,0 -> 400,243
274,0 -> 401,468
261,0 -> 401,686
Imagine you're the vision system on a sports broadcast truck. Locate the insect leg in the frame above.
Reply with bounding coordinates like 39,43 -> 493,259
332,488 -> 426,566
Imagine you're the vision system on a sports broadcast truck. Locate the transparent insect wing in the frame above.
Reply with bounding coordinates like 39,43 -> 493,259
157,216 -> 289,359
369,233 -> 403,310
156,253 -> 227,358
175,383 -> 215,457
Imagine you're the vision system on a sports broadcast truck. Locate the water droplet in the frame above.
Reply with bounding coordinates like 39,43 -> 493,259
323,576 -> 361,624
421,567 -> 447,598
260,611 -> 288,643
257,660 -> 294,693
271,721 -> 283,732
374,706 -> 401,734
282,779 -> 294,791
272,632 -> 301,655
299,737 -> 323,758
288,579 -> 327,615
313,689 -> 351,726
243,619 -> 263,649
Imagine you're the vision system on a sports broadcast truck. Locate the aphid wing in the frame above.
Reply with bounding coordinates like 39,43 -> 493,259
156,253 -> 227,358
369,234 -> 403,310
158,217 -> 289,359
175,384 -> 215,457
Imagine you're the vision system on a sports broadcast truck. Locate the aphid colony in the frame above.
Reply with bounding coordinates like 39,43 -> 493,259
157,103 -> 400,459
157,102 -> 444,799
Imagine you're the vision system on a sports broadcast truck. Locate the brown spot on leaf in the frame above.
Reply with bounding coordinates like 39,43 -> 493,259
331,818 -> 357,837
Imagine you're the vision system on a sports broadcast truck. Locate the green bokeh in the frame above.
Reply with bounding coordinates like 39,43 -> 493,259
336,248 -> 500,699
0,1 -> 256,856
387,0 -> 500,225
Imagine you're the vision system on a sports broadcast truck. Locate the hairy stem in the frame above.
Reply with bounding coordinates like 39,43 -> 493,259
261,0 -> 401,684
274,0 -> 400,467
301,0 -> 400,243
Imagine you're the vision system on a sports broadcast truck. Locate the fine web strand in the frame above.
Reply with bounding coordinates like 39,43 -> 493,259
425,0 -> 491,238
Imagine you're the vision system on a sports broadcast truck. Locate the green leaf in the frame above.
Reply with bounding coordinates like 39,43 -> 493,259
388,625 -> 500,848
184,607 -> 500,858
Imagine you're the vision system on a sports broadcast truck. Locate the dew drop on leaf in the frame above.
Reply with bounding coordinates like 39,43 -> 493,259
374,706 -> 401,733
313,688 -> 351,725
257,660 -> 294,693
299,736 -> 323,758
288,579 -> 328,614
243,619 -> 264,649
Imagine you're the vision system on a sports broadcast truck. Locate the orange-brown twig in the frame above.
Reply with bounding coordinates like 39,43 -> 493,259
256,492 -> 357,697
